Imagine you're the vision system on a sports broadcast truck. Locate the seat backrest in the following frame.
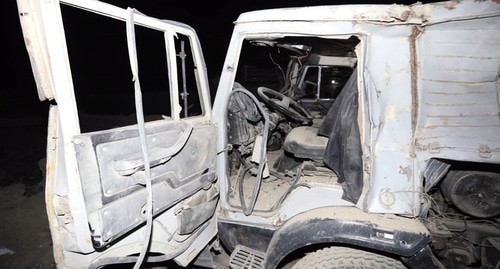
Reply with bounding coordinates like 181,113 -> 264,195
282,67 -> 358,162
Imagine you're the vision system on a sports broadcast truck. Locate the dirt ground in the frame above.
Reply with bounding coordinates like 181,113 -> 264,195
0,116 -> 55,269
0,183 -> 55,269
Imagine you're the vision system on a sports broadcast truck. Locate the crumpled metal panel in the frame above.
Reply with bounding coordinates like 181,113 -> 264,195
416,15 -> 500,163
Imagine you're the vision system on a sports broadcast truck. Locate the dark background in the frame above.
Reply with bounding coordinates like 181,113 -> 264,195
4,0 -> 431,117
2,0 -> 432,188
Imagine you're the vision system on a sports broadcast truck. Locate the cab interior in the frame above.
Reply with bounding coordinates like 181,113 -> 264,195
225,36 -> 363,214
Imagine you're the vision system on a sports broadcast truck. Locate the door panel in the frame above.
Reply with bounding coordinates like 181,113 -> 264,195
74,121 -> 217,247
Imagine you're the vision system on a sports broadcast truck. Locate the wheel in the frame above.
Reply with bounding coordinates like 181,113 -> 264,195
290,246 -> 406,269
257,86 -> 312,124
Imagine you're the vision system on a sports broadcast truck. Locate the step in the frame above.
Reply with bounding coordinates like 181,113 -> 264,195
229,245 -> 265,269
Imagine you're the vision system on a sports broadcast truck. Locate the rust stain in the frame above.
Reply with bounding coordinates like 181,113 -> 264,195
425,79 -> 488,86
409,26 -> 421,156
493,0 -> 500,4
415,141 -> 445,152
443,2 -> 458,10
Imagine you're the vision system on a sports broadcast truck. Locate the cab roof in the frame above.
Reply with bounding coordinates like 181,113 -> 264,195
235,1 -> 500,26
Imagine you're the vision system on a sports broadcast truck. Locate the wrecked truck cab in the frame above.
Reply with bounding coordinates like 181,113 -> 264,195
17,0 -> 500,268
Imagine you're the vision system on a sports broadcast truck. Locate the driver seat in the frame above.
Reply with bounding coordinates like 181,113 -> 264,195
283,126 -> 328,160
282,67 -> 358,161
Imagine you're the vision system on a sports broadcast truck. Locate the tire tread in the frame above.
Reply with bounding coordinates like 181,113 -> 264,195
291,246 -> 406,269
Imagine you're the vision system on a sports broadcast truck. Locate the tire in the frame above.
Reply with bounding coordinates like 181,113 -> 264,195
290,246 -> 407,269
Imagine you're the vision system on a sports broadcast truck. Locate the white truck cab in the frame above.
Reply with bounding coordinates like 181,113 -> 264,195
17,0 -> 500,268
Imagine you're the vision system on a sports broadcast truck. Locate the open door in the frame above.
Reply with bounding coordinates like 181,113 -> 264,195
17,0 -> 218,268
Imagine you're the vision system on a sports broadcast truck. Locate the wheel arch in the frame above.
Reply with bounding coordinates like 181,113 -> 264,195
262,207 -> 432,269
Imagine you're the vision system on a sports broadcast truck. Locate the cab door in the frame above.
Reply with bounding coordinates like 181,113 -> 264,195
17,0 -> 218,268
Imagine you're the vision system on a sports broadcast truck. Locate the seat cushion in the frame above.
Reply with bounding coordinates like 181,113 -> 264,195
283,126 -> 328,160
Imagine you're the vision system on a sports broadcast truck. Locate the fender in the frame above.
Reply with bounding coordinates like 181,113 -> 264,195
263,207 -> 432,269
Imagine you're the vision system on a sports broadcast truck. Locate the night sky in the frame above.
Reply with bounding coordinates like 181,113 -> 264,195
2,1 -> 441,185
4,0 -> 435,117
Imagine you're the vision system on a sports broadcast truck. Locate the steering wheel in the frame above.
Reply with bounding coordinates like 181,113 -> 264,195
257,87 -> 313,124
